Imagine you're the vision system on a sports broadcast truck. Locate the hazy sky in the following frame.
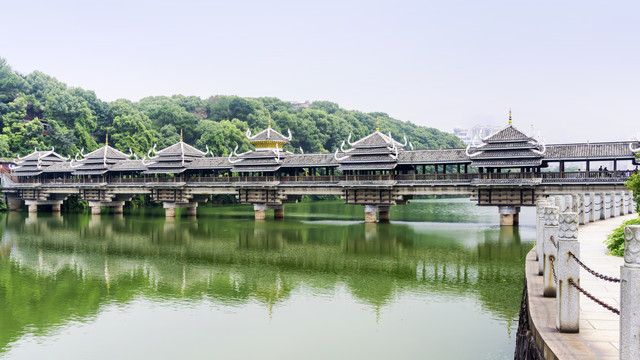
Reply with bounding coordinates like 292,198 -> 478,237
1,0 -> 638,143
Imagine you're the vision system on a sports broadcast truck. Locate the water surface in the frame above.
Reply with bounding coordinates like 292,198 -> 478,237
0,199 -> 534,359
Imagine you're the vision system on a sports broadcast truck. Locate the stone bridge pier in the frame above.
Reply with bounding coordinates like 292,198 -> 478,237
253,203 -> 286,220
498,206 -> 520,226
363,205 -> 391,223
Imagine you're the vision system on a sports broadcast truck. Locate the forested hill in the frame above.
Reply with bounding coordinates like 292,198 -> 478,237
0,58 -> 463,158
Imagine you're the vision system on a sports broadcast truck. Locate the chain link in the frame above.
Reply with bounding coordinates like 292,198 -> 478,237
568,251 -> 620,283
568,279 -> 620,315
550,235 -> 557,249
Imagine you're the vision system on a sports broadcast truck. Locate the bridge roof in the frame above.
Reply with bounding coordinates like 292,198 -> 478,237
13,149 -> 68,175
483,125 -> 534,143
544,141 -> 638,161
248,127 -> 290,143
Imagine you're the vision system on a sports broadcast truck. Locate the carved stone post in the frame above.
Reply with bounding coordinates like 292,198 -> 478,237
572,194 -> 579,213
577,193 -> 586,225
543,206 -> 559,297
621,226 -> 640,360
564,195 -> 573,213
630,190 -> 636,214
621,191 -> 628,216
600,192 -> 607,220
536,199 -> 549,271
556,212 -> 580,333
611,191 -> 617,218
589,192 -> 596,222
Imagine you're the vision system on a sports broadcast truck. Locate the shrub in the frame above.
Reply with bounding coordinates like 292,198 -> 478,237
606,217 -> 640,256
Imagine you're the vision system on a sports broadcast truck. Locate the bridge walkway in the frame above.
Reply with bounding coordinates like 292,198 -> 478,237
526,214 -> 635,359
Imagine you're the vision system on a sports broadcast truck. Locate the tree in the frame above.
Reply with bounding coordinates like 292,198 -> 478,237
195,119 -> 251,156
0,58 -> 26,104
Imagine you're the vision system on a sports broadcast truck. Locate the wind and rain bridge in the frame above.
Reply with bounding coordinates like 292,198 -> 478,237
2,116 -> 638,225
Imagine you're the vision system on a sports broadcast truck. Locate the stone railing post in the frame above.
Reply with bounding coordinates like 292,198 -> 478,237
621,191 -> 628,216
536,199 -> 549,271
611,191 -> 617,218
543,206 -> 559,297
621,226 -> 640,360
589,192 -> 596,222
572,194 -> 579,213
600,192 -> 607,220
564,195 -> 573,213
556,212 -> 580,332
578,193 -> 586,225
630,190 -> 636,214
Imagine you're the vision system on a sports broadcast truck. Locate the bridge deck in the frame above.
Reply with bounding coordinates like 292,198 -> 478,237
526,215 -> 634,359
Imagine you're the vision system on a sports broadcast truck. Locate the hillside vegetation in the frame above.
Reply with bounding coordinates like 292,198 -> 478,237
0,58 -> 463,158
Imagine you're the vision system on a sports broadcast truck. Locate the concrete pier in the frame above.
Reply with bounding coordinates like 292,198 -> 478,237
378,206 -> 390,223
273,206 -> 284,220
364,205 -> 377,223
499,205 -> 520,226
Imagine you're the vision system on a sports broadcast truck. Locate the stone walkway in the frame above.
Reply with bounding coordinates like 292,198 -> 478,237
526,214 -> 636,360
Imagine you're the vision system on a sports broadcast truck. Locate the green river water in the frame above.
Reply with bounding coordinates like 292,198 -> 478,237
0,198 -> 534,360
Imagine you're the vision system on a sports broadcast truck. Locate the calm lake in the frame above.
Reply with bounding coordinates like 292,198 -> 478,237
0,198 -> 534,359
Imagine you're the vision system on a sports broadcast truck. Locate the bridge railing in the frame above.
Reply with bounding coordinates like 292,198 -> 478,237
8,170 -> 635,186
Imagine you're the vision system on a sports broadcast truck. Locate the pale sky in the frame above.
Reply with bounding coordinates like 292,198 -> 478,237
1,0 -> 638,144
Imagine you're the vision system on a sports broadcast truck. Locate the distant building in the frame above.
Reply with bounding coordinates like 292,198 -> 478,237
452,125 -> 503,145
289,100 -> 311,111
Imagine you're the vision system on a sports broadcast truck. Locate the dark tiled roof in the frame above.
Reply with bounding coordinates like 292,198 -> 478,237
42,162 -> 73,173
341,155 -> 397,163
156,141 -> 206,157
232,166 -> 281,172
339,163 -> 397,170
109,160 -> 146,171
348,131 -> 405,148
472,149 -> 542,159
281,154 -> 337,167
471,159 -> 543,167
82,146 -> 130,160
188,157 -> 232,169
483,125 -> 533,143
397,149 -> 469,164
544,142 -> 637,160
248,128 -> 290,143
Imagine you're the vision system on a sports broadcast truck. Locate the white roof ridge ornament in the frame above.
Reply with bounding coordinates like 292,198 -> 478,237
141,155 -> 153,166
299,147 -> 304,154
530,142 -> 546,156
69,159 -> 82,168
287,129 -> 292,141
347,134 -> 355,146
334,148 -> 349,161
80,147 -> 86,157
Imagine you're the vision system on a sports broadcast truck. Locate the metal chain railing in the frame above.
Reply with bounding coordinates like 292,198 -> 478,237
568,278 -> 620,315
568,251 -> 620,283
550,235 -> 557,249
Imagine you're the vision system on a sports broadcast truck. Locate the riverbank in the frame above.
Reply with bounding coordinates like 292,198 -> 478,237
524,213 -> 636,359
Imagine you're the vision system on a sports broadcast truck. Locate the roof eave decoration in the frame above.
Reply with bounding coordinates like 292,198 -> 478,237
630,134 -> 640,153
334,148 -> 348,161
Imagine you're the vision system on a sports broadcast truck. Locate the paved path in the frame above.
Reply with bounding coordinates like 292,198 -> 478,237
526,213 -> 636,360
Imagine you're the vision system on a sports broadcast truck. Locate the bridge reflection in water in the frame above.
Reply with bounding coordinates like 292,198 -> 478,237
0,201 -> 534,359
